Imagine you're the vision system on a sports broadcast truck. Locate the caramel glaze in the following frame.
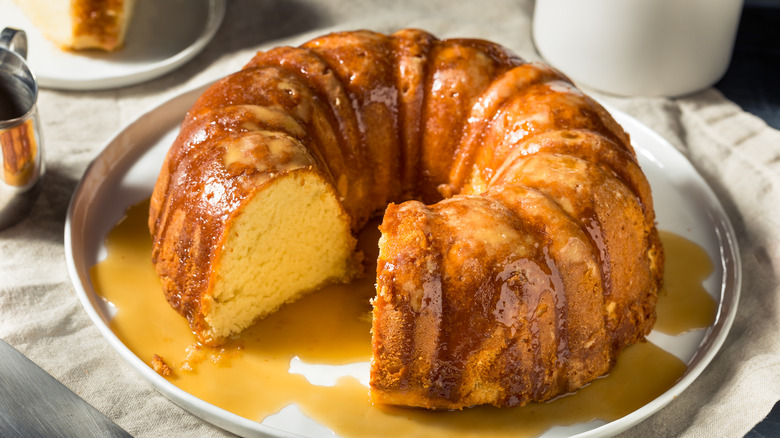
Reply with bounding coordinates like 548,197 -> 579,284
72,0 -> 126,49
655,231 -> 716,334
91,201 -> 712,437
148,29 -> 663,409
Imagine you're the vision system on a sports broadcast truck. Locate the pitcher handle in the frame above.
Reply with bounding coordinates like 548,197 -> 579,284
0,28 -> 28,60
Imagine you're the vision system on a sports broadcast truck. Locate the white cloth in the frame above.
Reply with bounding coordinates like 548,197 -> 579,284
2,0 -> 779,436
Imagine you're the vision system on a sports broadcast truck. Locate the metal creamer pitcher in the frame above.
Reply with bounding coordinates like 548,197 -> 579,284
0,28 -> 44,230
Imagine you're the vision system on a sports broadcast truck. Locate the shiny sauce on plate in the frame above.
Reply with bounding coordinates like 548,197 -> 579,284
90,200 -> 715,437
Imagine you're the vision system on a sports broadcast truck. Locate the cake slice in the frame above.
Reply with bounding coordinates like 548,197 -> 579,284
148,100 -> 363,345
12,0 -> 137,51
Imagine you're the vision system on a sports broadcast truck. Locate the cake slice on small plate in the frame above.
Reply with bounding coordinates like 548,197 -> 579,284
12,0 -> 137,51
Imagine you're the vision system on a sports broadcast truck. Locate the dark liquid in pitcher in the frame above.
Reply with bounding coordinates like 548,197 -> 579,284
0,72 -> 32,121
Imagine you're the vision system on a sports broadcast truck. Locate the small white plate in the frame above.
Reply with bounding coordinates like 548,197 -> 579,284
65,84 -> 741,437
0,0 -> 226,90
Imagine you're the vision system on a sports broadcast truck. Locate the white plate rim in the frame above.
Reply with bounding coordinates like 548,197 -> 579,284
63,83 -> 742,438
0,0 -> 226,90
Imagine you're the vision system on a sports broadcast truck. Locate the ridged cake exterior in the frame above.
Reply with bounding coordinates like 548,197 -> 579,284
149,29 -> 663,409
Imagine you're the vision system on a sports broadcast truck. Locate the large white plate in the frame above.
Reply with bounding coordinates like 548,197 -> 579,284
64,84 -> 741,437
0,0 -> 225,90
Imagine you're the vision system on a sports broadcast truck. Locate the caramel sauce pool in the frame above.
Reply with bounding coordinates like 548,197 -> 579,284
90,201 -> 716,437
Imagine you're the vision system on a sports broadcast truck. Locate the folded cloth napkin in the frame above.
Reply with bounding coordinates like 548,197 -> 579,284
2,0 -> 779,436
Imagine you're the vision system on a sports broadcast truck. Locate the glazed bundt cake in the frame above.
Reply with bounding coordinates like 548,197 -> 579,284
148,29 -> 663,409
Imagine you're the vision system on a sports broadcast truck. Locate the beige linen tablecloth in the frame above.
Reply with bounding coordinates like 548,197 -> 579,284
2,0 -> 779,436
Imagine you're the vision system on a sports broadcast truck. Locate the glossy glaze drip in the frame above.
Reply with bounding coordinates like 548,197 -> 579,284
90,200 -> 715,437
73,0 -> 124,45
655,231 -> 717,334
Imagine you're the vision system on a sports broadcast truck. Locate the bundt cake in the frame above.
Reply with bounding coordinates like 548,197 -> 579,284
148,29 -> 664,410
